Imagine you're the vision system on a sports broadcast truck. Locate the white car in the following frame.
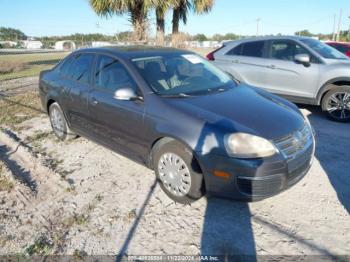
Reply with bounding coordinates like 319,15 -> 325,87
208,36 -> 350,122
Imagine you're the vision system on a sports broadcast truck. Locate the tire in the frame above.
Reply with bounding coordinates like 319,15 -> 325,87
49,102 -> 76,141
321,86 -> 350,122
152,139 -> 205,204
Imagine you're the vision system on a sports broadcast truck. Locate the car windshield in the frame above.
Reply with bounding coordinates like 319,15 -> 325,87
300,38 -> 348,60
131,53 -> 236,96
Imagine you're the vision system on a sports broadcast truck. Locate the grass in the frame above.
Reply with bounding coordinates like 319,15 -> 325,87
0,162 -> 14,192
0,48 -> 211,81
0,52 -> 69,81
24,235 -> 54,256
26,130 -> 52,143
0,175 -> 14,192
0,91 -> 44,129
0,60 -> 28,74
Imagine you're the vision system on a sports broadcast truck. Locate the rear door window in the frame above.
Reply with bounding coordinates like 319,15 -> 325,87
226,44 -> 243,56
59,56 -> 74,77
227,41 -> 265,58
61,53 -> 94,84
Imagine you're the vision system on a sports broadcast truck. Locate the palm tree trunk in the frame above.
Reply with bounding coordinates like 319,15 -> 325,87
130,1 -> 147,41
172,7 -> 180,35
156,7 -> 165,45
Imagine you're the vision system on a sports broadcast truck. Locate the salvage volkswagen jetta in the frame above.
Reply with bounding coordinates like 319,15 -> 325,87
39,46 -> 315,203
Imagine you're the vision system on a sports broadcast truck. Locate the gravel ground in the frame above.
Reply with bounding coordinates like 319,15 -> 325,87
0,78 -> 349,257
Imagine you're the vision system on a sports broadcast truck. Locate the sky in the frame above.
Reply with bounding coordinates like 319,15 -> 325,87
0,0 -> 349,37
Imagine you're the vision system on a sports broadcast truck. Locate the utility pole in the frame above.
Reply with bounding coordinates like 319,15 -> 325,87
336,9 -> 342,42
256,18 -> 261,37
332,14 -> 337,41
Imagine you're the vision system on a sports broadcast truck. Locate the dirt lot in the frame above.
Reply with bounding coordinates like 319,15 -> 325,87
0,76 -> 349,257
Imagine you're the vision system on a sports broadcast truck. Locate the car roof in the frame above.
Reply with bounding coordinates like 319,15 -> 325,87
223,35 -> 316,45
74,45 -> 193,59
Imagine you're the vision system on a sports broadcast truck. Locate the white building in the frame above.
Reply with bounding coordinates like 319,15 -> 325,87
54,40 -> 76,50
91,41 -> 113,47
21,40 -> 43,49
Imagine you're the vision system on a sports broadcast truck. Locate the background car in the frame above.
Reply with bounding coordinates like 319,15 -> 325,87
326,41 -> 350,58
208,36 -> 350,122
39,46 -> 315,204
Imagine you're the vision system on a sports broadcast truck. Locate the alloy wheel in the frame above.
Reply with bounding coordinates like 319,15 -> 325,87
326,92 -> 350,120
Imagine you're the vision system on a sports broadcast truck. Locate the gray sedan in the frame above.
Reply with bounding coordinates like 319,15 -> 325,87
39,46 -> 315,203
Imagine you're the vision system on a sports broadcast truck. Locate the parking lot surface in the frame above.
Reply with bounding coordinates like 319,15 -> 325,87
0,78 -> 349,256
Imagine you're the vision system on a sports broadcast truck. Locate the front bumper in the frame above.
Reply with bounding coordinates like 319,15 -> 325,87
196,140 -> 314,201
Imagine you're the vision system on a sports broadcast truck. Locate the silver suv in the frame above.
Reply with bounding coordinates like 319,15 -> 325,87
208,36 -> 350,122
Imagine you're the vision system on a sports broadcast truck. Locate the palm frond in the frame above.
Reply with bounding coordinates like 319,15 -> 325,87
89,0 -> 128,17
193,0 -> 214,14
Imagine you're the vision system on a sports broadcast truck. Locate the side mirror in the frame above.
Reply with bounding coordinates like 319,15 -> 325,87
295,54 -> 310,66
114,87 -> 141,101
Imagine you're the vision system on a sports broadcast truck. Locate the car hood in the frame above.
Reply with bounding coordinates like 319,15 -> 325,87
165,85 -> 305,140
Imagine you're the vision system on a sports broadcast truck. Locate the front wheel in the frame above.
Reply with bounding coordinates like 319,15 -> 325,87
152,139 -> 205,204
321,86 -> 350,122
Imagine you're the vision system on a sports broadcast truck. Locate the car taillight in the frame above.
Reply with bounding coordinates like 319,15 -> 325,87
346,50 -> 350,58
206,45 -> 225,61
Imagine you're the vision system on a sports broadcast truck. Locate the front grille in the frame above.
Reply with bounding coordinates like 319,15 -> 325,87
273,124 -> 314,185
237,175 -> 283,196
273,124 -> 313,160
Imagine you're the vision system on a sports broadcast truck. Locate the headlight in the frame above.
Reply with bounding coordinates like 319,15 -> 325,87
224,133 -> 277,158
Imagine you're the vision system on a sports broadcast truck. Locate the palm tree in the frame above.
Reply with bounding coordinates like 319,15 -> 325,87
155,1 -> 170,44
89,0 -> 155,41
172,0 -> 214,35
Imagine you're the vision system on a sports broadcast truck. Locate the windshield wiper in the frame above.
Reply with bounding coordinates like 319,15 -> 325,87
160,93 -> 192,98
206,87 -> 227,94
226,72 -> 240,84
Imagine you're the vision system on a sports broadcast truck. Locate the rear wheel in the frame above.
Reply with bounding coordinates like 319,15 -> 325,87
152,139 -> 205,204
321,86 -> 350,122
49,102 -> 76,141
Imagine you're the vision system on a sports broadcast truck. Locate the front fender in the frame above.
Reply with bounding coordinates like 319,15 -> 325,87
317,77 -> 350,104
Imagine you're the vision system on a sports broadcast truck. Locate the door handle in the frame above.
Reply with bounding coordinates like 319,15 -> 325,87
233,59 -> 240,63
91,97 -> 98,105
268,65 -> 276,69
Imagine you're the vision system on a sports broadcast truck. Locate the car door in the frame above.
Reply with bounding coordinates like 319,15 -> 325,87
88,54 -> 146,161
263,39 -> 320,99
221,40 -> 269,88
58,53 -> 95,133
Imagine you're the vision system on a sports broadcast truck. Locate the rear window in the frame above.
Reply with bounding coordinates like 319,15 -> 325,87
227,41 -> 265,58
